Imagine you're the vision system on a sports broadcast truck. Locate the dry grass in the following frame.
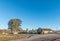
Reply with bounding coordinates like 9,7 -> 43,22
0,34 -> 33,41
0,34 -> 60,41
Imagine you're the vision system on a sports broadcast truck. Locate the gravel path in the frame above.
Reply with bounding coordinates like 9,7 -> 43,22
10,34 -> 60,41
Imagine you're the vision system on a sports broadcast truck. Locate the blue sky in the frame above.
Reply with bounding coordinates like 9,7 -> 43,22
0,0 -> 60,30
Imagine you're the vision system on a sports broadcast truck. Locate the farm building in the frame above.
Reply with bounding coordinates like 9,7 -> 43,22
41,28 -> 53,34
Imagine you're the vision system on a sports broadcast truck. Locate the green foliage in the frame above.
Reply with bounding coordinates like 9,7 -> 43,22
8,18 -> 22,33
37,27 -> 42,34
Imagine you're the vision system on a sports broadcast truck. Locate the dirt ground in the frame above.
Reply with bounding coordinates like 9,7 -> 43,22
0,34 -> 60,41
29,34 -> 60,41
10,34 -> 60,41
0,34 -> 34,41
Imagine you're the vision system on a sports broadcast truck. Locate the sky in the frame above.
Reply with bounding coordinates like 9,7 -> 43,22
0,0 -> 60,30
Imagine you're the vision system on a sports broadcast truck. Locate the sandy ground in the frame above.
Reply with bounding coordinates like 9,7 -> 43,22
10,34 -> 60,41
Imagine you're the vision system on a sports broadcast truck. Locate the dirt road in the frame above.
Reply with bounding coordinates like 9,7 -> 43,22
10,34 -> 60,41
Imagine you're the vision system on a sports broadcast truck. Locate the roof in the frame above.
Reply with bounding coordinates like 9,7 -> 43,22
42,28 -> 52,31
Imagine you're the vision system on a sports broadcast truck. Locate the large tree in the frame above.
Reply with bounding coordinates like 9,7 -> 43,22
8,18 -> 22,33
37,27 -> 42,34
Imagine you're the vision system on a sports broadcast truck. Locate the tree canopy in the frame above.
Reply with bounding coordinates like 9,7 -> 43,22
8,18 -> 22,33
37,27 -> 42,34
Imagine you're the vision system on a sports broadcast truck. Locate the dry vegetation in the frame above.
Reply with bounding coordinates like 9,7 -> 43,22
0,34 -> 60,41
0,34 -> 34,41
